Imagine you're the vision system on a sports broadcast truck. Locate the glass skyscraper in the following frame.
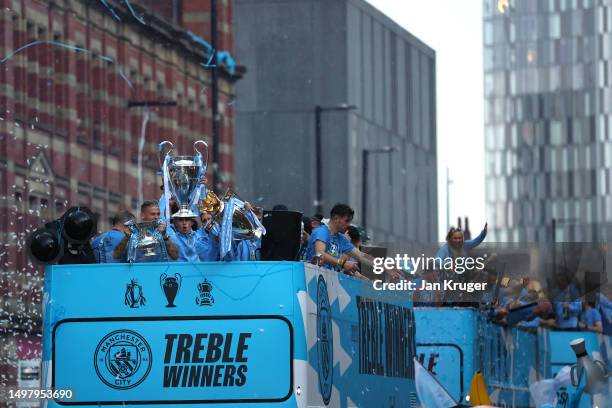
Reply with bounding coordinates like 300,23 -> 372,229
484,0 -> 611,242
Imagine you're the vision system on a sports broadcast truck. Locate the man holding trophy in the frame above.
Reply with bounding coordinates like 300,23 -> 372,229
196,188 -> 265,262
112,200 -> 180,262
168,216 -> 200,262
156,139 -> 265,263
91,210 -> 135,263
196,210 -> 220,261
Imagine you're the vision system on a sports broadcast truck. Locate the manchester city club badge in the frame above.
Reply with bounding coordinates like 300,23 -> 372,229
316,274 -> 333,405
94,330 -> 152,390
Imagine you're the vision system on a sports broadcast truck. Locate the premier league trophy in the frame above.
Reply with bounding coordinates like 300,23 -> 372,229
197,190 -> 266,260
198,190 -> 264,241
159,140 -> 208,219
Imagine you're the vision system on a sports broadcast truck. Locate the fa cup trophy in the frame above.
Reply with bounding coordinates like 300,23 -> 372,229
125,219 -> 162,259
159,140 -> 208,219
133,221 -> 161,256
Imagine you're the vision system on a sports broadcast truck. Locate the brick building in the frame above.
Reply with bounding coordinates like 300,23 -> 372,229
0,0 -> 239,390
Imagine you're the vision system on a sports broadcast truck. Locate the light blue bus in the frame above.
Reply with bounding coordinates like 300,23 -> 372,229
415,307 -> 612,408
41,262 -> 418,407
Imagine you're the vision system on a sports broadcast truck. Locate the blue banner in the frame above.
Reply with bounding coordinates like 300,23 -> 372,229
41,262 -> 417,407
53,317 -> 291,404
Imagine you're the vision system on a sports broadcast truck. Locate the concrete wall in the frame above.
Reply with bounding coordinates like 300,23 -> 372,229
234,0 -> 438,242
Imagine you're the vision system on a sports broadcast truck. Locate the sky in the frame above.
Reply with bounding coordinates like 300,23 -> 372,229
365,0 -> 486,241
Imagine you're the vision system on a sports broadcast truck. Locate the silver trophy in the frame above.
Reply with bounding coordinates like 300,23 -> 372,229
160,140 -> 208,219
134,221 -> 161,257
197,190 -> 264,241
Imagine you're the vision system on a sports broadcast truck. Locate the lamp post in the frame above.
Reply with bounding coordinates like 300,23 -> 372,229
551,217 -> 578,278
315,103 -> 357,214
361,146 -> 398,231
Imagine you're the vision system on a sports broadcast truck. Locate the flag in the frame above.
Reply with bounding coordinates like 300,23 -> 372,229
468,371 -> 492,406
414,357 -> 457,408
529,365 -> 571,407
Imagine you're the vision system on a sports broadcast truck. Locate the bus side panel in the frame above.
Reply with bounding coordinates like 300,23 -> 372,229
415,307 -> 477,405
480,319 -> 538,407
303,265 -> 417,408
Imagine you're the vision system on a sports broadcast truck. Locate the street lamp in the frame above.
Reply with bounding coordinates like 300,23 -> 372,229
361,146 -> 399,231
315,103 -> 358,214
551,217 -> 578,280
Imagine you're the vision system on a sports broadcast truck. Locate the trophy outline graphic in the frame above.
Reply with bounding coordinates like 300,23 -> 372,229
124,278 -> 146,308
159,140 -> 208,219
160,272 -> 182,308
196,278 -> 214,306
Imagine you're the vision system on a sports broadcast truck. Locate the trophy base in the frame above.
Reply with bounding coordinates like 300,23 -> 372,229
171,209 -> 198,219
165,304 -> 176,308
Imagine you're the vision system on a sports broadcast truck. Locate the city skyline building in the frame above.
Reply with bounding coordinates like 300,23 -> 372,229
483,0 -> 610,242
233,0 -> 438,243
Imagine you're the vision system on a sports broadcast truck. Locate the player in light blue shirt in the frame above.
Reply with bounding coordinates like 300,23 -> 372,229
112,201 -> 179,262
580,300 -> 603,333
599,288 -> 612,335
304,203 -> 399,281
91,210 -> 135,263
167,216 -> 199,262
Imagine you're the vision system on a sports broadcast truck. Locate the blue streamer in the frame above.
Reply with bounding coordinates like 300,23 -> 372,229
217,50 -> 236,75
0,40 -> 134,89
123,0 -> 146,24
99,0 -> 121,21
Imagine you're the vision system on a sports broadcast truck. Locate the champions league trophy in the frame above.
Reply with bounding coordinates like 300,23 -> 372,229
160,272 -> 182,308
159,140 -> 208,219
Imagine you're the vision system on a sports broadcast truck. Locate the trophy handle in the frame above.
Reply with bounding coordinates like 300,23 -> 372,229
194,140 -> 209,167
175,273 -> 182,288
160,273 -> 167,287
594,359 -> 609,378
158,141 -> 174,169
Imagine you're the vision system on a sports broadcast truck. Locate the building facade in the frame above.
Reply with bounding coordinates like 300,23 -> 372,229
233,0 -> 438,243
0,0 -> 237,388
484,0 -> 612,242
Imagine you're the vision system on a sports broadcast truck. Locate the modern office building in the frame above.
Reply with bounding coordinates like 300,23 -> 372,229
484,0 -> 612,242
233,0 -> 438,243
